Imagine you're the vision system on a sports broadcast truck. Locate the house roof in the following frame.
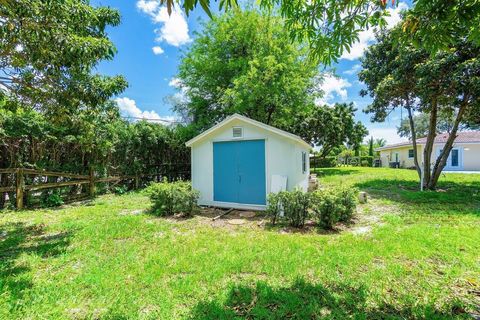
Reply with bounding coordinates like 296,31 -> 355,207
185,113 -> 311,149
375,131 -> 480,151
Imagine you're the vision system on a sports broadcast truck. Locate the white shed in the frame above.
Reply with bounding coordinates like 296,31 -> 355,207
185,114 -> 311,210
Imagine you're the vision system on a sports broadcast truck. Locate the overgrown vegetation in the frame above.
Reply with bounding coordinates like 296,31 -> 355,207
146,180 -> 199,217
0,0 -> 194,208
0,107 -> 193,208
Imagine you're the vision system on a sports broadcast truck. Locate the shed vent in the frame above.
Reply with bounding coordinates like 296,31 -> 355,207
232,127 -> 243,138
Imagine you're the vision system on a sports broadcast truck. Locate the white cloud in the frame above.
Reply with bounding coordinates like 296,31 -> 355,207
341,2 -> 409,60
343,64 -> 362,75
168,77 -> 182,88
152,46 -> 164,55
136,0 -> 159,15
367,127 -> 407,144
137,1 -> 191,47
384,2 -> 409,27
316,73 -> 351,106
115,97 -> 176,122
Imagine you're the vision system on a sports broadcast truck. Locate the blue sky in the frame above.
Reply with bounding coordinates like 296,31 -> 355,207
94,0 -> 409,144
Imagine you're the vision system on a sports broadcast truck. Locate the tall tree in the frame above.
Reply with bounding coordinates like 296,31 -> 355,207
360,28 -> 480,189
293,103 -> 368,158
368,137 -> 374,157
0,0 -> 127,116
173,9 -> 321,131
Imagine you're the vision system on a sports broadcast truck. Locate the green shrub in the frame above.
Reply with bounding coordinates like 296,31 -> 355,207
337,186 -> 358,222
360,156 -> 373,167
266,192 -> 282,225
267,189 -> 310,228
43,192 -> 64,207
268,186 -> 357,229
310,187 -> 358,229
113,186 -> 127,195
311,156 -> 337,168
146,180 -> 199,216
310,189 -> 341,229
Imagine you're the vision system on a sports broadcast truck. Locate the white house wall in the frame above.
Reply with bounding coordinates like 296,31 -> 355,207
378,143 -> 480,171
190,118 -> 310,208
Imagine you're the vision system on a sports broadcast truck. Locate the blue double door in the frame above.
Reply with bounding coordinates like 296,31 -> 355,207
213,140 -> 266,205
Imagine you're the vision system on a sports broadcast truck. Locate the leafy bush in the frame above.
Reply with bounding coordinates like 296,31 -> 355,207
360,156 -> 373,167
310,189 -> 341,229
337,186 -> 358,222
113,186 -> 127,195
266,192 -> 282,225
268,186 -> 357,229
42,192 -> 64,207
267,189 -> 310,228
146,180 -> 199,216
311,156 -> 337,168
310,187 -> 358,229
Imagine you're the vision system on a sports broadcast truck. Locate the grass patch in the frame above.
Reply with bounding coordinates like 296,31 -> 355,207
1,168 -> 479,319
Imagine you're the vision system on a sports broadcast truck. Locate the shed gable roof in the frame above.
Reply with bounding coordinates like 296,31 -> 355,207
185,114 -> 311,149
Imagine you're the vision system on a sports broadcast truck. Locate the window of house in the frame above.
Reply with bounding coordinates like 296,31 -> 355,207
302,152 -> 307,174
408,149 -> 414,158
451,149 -> 459,167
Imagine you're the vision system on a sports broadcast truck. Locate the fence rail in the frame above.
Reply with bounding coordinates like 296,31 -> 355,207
0,166 -> 190,210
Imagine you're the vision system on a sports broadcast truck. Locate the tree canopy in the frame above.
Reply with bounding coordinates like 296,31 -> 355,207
173,9 -> 321,131
160,0 -> 480,63
397,113 -> 480,140
360,27 -> 480,189
292,103 -> 368,158
0,0 -> 127,117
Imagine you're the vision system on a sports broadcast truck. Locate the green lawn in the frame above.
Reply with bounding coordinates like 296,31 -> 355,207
1,167 -> 479,319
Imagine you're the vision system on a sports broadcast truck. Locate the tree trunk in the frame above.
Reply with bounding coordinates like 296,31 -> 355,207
406,104 -> 421,179
422,100 -> 438,188
428,97 -> 469,189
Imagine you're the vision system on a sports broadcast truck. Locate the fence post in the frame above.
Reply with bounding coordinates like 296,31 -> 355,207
16,168 -> 24,210
135,173 -> 139,189
89,168 -> 96,198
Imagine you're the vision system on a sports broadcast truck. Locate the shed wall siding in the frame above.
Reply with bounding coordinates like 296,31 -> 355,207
190,119 -> 310,208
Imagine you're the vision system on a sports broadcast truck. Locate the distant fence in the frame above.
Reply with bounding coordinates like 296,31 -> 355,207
310,156 -> 374,168
0,165 -> 190,210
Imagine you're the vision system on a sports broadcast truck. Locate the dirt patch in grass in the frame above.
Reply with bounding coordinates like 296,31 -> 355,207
348,199 -> 402,235
191,207 -> 267,230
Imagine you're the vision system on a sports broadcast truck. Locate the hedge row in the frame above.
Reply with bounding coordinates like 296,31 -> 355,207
267,187 -> 358,229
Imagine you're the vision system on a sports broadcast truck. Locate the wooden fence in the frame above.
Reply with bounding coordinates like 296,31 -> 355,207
0,166 -> 190,210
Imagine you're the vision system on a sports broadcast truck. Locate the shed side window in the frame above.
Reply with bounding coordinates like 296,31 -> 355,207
302,152 -> 307,174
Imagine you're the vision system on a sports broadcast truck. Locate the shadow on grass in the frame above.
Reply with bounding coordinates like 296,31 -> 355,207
187,278 -> 465,319
0,222 -> 71,309
355,178 -> 480,208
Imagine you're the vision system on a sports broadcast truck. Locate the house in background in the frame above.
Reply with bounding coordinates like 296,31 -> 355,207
186,114 -> 311,210
375,131 -> 480,171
